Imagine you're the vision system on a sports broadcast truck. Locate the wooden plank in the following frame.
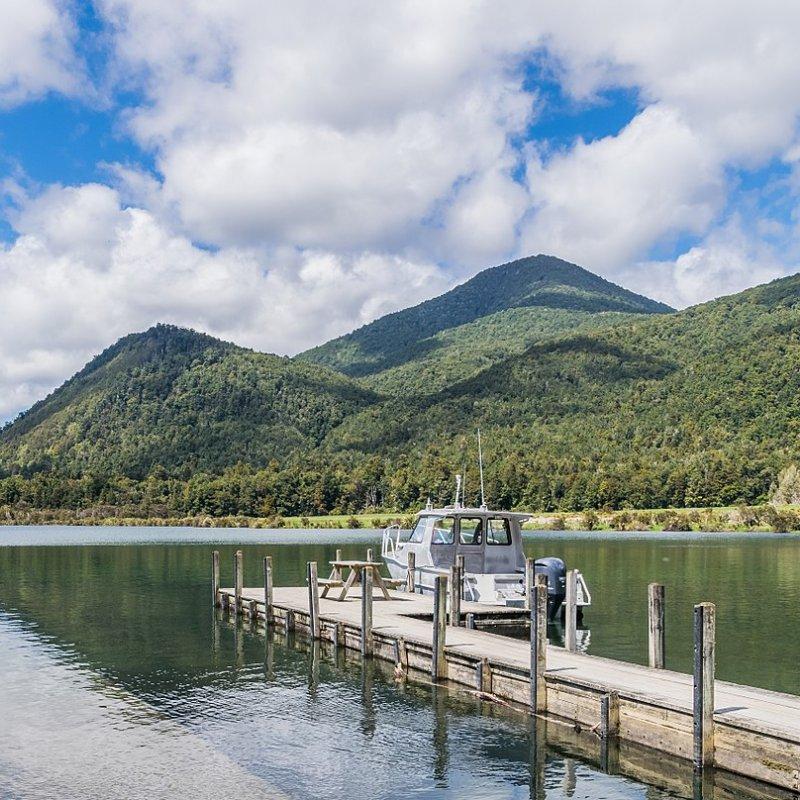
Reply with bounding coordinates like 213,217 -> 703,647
211,550 -> 220,608
565,568 -> 578,652
693,602 -> 716,769
431,574 -> 447,681
361,567 -> 373,657
307,561 -> 321,639
648,583 -> 665,669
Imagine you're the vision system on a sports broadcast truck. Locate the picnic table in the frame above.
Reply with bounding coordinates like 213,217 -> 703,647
321,560 -> 393,601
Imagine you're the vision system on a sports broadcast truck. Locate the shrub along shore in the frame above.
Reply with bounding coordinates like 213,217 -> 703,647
2,504 -> 800,532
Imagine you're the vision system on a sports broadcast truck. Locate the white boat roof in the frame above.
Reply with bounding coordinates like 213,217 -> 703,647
416,506 -> 531,521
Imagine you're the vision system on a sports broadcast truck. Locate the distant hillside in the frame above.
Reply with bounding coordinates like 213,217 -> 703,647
323,272 -> 800,510
0,324 -> 375,479
300,254 -> 673,393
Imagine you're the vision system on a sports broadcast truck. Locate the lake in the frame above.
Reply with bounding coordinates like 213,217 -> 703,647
1,526 -> 799,799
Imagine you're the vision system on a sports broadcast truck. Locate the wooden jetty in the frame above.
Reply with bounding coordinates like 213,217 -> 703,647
214,553 -> 800,794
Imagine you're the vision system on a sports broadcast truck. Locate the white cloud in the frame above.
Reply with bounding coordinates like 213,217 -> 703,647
0,183 -> 449,421
0,0 -> 81,106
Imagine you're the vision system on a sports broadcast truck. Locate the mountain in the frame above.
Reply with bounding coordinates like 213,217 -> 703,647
300,254 -> 673,394
0,324 -> 375,479
323,272 -> 800,510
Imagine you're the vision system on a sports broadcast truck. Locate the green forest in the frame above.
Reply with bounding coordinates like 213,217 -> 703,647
3,254 -> 800,522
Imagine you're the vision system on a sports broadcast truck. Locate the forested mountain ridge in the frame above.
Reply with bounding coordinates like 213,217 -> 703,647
3,265 -> 800,519
0,324 -> 376,479
322,272 -> 800,510
299,254 -> 673,393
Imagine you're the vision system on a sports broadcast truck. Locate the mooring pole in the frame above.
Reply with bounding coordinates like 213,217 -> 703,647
431,574 -> 448,681
648,583 -> 666,669
530,576 -> 548,712
212,550 -> 220,608
525,557 -> 536,611
599,690 -> 620,774
334,549 -> 343,581
263,555 -> 273,627
693,602 -> 716,770
565,569 -> 578,652
406,550 -> 416,593
234,549 -> 243,616
456,554 -> 465,600
449,563 -> 461,626
307,561 -> 321,639
361,567 -> 373,657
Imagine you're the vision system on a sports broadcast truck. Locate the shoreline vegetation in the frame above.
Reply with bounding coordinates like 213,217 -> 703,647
3,503 -> 800,533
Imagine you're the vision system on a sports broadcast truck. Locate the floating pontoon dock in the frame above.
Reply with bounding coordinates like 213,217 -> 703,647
213,551 -> 800,794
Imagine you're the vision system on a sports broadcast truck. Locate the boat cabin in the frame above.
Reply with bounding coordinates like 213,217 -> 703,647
404,507 -> 529,575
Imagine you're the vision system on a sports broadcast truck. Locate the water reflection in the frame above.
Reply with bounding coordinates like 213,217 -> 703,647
2,531 -> 800,799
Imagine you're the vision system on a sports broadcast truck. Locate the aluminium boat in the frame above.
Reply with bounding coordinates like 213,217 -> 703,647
381,501 -> 591,618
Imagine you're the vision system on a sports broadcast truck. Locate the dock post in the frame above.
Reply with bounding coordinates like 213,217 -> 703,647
525,557 -> 536,610
406,551 -> 416,593
456,554 -> 465,600
600,691 -> 620,774
530,577 -> 548,712
263,556 -> 273,627
648,583 -> 666,669
693,602 -> 716,770
212,550 -> 220,608
366,547 -> 374,562
307,561 -> 321,639
565,569 -> 578,652
234,550 -> 243,616
361,567 -> 373,657
449,564 -> 461,626
466,612 -> 476,629
334,549 -> 343,580
431,574 -> 448,681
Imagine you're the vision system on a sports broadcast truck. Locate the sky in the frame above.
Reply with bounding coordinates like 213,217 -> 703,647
2,1 -> 800,422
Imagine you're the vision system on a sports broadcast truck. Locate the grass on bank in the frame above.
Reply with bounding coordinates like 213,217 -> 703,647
3,504 -> 800,532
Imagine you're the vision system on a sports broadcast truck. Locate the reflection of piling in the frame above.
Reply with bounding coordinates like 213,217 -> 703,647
693,602 -> 716,770
648,583 -> 666,669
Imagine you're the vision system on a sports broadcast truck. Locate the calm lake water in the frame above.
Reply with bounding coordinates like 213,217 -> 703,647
1,526 -> 799,799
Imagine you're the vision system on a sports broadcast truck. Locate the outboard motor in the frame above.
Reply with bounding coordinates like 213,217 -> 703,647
535,557 -> 566,619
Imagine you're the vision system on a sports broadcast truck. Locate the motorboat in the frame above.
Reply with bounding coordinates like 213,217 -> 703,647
381,500 -> 591,618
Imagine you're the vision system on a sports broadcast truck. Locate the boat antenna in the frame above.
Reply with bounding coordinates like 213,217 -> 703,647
477,429 -> 486,509
454,473 -> 462,508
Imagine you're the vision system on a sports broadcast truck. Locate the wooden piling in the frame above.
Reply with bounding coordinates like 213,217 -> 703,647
693,602 -> 716,769
334,549 -> 343,580
431,574 -> 448,681
600,691 -> 620,739
449,563 -> 461,626
307,561 -> 321,639
361,567 -> 373,657
212,550 -> 220,608
530,579 -> 548,712
456,554 -> 465,600
234,550 -> 243,615
525,557 -> 536,610
366,547 -> 374,562
406,551 -> 416,593
648,583 -> 666,669
466,612 -> 476,629
263,556 -> 273,627
565,569 -> 578,652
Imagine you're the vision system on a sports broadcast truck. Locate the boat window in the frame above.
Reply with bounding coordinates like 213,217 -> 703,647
458,517 -> 483,546
431,517 -> 455,545
408,516 -> 431,544
486,517 -> 512,546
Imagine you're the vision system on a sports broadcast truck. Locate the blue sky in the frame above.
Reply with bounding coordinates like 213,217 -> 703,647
1,1 -> 800,421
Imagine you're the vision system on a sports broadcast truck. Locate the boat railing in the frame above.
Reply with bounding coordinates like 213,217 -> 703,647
576,570 -> 592,606
381,524 -> 402,558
